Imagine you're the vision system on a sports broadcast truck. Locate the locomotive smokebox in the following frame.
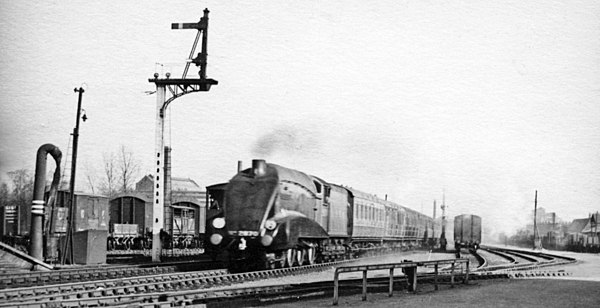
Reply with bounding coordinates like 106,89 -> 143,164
252,159 -> 267,177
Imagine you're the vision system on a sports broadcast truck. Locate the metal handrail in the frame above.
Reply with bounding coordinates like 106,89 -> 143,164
333,258 -> 470,305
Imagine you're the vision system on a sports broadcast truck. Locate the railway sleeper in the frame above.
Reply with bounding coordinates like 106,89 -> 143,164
25,275 -> 40,286
58,285 -> 74,294
181,280 -> 194,288
156,283 -> 168,292
13,277 -> 26,286
45,286 -> 60,295
146,284 -> 158,293
2,291 -> 17,300
99,298 -> 119,306
89,289 -> 104,297
177,280 -> 190,288
62,292 -> 79,300
191,279 -> 204,288
114,287 -> 127,296
62,301 -> 82,308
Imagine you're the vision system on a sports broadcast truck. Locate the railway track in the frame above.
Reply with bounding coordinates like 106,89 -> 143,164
0,260 -> 216,289
0,259 -> 355,307
473,246 -> 576,273
1,247 -> 578,307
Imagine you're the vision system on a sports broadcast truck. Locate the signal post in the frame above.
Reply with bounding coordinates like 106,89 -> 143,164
149,8 -> 218,262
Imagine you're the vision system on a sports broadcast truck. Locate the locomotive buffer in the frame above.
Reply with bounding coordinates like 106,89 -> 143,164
149,8 -> 218,262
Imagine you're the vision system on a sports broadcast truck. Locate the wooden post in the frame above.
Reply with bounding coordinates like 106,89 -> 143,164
388,268 -> 394,297
434,263 -> 439,290
464,259 -> 470,284
362,270 -> 368,301
410,266 -> 417,292
450,261 -> 455,288
333,270 -> 340,305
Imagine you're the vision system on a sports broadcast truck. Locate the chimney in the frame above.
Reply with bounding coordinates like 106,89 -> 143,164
252,159 -> 267,177
237,160 -> 243,173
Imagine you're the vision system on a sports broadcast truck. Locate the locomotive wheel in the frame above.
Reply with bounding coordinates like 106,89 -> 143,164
306,247 -> 316,265
285,249 -> 296,267
295,249 -> 304,266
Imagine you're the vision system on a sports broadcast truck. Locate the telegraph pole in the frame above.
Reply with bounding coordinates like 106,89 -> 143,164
533,190 -> 538,250
149,8 -> 218,262
432,200 -> 436,247
440,192 -> 447,251
60,87 -> 85,264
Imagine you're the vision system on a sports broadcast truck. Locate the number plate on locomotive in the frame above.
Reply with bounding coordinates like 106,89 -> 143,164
229,230 -> 259,236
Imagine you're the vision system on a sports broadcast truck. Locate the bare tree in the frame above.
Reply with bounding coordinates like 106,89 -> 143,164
100,152 -> 118,198
117,145 -> 140,193
98,146 -> 141,197
7,169 -> 34,234
7,169 -> 33,205
82,161 -> 98,195
0,182 -> 9,208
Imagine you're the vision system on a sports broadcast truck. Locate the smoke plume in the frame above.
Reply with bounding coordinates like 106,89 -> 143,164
251,125 -> 320,158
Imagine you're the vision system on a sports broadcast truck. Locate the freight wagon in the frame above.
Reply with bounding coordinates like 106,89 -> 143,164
108,176 -> 206,251
453,214 -> 482,249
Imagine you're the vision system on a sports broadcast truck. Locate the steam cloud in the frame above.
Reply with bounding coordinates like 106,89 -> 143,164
251,125 -> 320,157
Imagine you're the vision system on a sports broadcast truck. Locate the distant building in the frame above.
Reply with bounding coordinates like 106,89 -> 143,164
563,212 -> 599,252
135,175 -> 205,204
531,207 -> 562,224
580,212 -> 599,246
132,174 -> 207,235
566,218 -> 589,246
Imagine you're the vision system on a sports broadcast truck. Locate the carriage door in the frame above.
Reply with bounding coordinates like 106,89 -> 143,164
312,180 -> 327,230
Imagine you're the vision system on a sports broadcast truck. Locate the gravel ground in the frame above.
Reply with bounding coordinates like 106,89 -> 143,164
247,248 -> 600,307
265,278 -> 600,308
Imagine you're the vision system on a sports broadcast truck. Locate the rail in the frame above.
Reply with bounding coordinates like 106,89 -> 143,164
333,258 -> 470,305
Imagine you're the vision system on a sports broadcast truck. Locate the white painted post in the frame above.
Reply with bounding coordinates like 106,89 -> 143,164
152,84 -> 166,262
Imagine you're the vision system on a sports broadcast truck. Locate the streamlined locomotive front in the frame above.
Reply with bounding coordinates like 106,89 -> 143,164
207,159 -> 328,269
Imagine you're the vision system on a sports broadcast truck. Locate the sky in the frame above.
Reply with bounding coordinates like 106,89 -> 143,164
1,1 -> 599,237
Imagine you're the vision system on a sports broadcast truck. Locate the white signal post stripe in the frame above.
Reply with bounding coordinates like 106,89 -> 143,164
32,200 -> 45,215
171,22 -> 203,30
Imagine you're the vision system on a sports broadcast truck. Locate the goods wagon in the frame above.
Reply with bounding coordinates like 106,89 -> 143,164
108,193 -> 204,250
453,214 -> 482,249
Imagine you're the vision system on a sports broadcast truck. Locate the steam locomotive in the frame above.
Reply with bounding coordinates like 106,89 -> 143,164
205,159 -> 437,270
